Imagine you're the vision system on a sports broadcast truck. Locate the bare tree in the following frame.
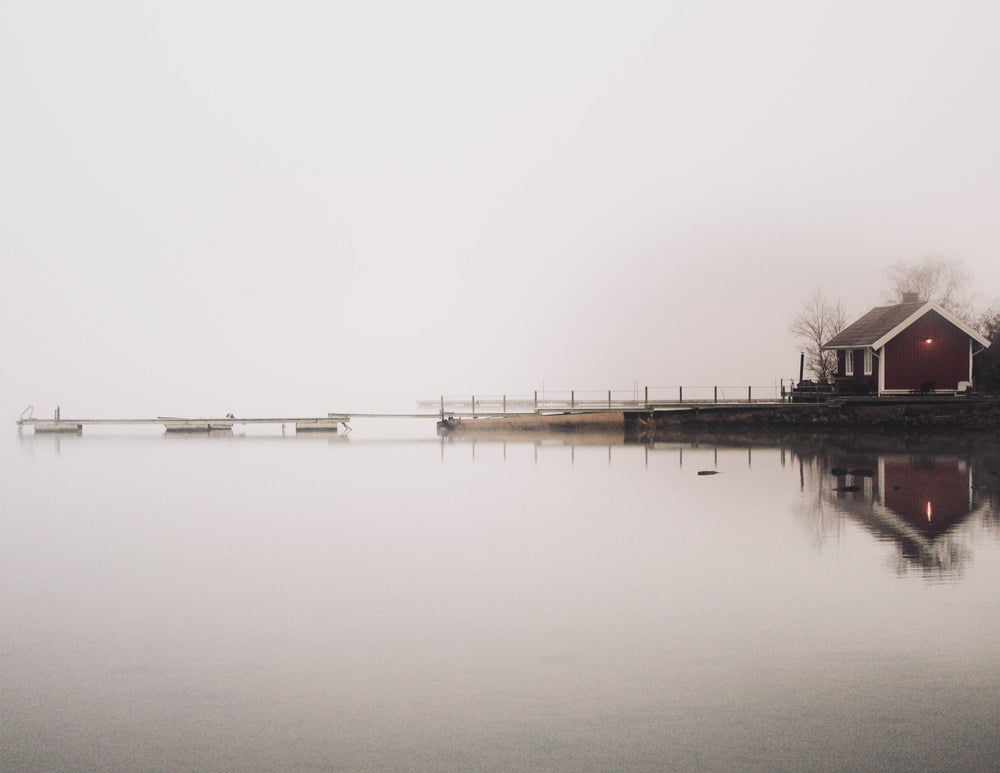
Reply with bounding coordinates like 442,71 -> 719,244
790,289 -> 846,382
971,299 -> 999,336
973,300 -> 1000,392
883,255 -> 971,316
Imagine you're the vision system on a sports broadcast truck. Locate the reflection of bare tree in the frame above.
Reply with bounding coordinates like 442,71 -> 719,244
971,446 -> 1000,534
791,454 -> 845,553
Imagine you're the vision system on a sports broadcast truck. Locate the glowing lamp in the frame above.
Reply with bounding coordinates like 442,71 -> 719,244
924,338 -> 933,344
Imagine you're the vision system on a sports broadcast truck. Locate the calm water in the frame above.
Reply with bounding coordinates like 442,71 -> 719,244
3,423 -> 1000,772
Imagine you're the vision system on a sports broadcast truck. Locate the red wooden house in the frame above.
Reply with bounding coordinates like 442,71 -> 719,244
822,294 -> 991,395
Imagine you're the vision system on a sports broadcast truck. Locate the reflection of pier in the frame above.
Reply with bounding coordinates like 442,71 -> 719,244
18,411 -> 1000,575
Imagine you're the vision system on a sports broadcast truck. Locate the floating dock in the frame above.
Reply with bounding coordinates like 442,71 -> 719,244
17,414 -> 352,434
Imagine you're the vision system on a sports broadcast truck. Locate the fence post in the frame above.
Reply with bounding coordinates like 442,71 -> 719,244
608,389 -> 611,408
748,386 -> 752,403
503,395 -> 506,415
571,390 -> 575,409
472,395 -> 476,417
644,386 -> 648,407
714,386 -> 718,403
679,386 -> 683,403
440,395 -> 444,418
534,390 -> 538,412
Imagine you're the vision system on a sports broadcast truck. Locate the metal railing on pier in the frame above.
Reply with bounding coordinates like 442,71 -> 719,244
421,383 -> 795,417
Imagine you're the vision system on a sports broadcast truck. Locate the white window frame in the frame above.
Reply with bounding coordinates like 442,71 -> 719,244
863,349 -> 872,376
845,350 -> 854,376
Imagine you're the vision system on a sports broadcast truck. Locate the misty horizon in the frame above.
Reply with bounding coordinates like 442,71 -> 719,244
4,2 -> 1000,418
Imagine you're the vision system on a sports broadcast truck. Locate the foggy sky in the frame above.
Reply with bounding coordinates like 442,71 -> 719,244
3,1 -> 1000,419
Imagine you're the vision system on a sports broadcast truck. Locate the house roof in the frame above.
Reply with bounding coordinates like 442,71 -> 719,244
822,301 -> 991,350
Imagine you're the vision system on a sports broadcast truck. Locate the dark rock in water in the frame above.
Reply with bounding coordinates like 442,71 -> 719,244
697,470 -> 720,476
849,468 -> 874,477
833,485 -> 861,492
831,467 -> 849,476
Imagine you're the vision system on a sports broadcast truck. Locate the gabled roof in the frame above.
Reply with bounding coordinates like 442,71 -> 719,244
822,301 -> 991,350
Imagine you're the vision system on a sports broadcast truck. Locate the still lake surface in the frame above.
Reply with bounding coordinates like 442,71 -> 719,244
3,422 -> 1000,772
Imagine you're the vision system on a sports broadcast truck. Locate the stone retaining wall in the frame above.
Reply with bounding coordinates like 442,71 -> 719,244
636,399 -> 1000,434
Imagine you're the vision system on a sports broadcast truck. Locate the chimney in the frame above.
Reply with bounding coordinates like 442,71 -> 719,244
901,292 -> 920,303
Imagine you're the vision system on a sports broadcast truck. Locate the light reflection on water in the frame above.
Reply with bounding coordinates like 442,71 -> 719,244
3,427 -> 1000,772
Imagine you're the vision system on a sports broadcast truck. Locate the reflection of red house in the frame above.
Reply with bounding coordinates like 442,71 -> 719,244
882,457 -> 972,537
822,295 -> 991,395
825,453 -> 981,574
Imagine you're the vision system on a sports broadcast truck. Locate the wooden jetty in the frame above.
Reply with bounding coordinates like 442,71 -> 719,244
17,382 -> 1000,439
11,383 -> 786,434
14,385 -> 794,436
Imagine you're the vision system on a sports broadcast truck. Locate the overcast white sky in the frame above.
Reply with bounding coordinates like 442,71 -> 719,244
3,0 -> 999,418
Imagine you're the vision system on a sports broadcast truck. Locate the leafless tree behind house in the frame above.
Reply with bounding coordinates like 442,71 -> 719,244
883,255 -> 972,316
790,289 -> 846,382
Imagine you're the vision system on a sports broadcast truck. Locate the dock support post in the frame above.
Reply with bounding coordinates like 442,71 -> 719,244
571,390 -> 575,409
644,386 -> 648,408
440,395 -> 444,419
748,386 -> 752,403
503,395 -> 506,415
534,391 -> 538,413
472,395 -> 476,418
679,386 -> 683,403
608,390 -> 611,408
714,386 -> 718,403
